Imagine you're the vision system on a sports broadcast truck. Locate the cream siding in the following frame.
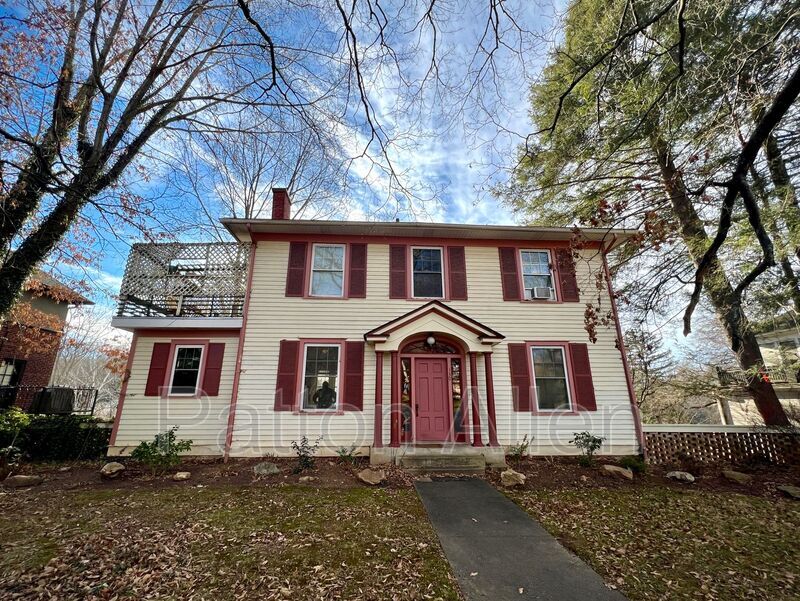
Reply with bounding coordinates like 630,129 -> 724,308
230,241 -> 638,456
109,335 -> 238,456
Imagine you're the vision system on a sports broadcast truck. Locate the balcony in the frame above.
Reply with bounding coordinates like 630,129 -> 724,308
0,386 -> 99,415
115,242 -> 251,320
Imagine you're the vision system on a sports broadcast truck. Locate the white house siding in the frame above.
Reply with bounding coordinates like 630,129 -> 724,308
109,335 -> 239,456
230,241 -> 638,457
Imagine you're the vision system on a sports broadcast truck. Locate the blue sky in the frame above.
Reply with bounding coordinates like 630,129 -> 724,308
70,1 -> 553,314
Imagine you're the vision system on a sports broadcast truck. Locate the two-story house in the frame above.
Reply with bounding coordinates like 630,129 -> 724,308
109,189 -> 642,465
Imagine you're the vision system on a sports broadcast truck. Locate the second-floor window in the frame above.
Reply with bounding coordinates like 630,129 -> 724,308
412,247 -> 444,298
520,250 -> 554,300
310,244 -> 345,297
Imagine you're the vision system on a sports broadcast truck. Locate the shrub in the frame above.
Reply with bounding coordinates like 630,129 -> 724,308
130,427 -> 193,475
570,431 -> 605,466
619,455 -> 647,474
508,434 -> 532,462
336,444 -> 359,465
0,413 -> 110,461
291,435 -> 321,473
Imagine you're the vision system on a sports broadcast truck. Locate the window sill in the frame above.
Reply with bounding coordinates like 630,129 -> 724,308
293,409 -> 345,416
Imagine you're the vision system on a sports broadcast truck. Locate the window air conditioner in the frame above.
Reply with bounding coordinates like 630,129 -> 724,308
531,287 -> 553,300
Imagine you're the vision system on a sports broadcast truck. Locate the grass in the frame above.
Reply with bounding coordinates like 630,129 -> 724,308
0,485 -> 460,600
509,486 -> 800,600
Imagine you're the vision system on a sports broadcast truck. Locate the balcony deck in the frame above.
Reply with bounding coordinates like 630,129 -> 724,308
115,242 -> 251,321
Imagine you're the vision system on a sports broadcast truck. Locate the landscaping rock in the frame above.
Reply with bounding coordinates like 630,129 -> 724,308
298,475 -> 316,484
100,462 -> 125,480
253,462 -> 281,476
357,468 -> 386,486
777,485 -> 800,500
500,468 -> 526,488
3,474 -> 43,488
666,471 -> 696,483
601,465 -> 634,481
722,470 -> 752,485
172,471 -> 191,481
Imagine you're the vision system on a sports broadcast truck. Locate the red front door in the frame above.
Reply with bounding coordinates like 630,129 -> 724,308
414,358 -> 451,441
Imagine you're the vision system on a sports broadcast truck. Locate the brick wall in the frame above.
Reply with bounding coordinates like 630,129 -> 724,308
0,322 -> 63,408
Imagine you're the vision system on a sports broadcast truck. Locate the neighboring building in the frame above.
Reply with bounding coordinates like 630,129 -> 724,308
720,314 -> 800,425
0,271 -> 92,410
108,189 -> 642,463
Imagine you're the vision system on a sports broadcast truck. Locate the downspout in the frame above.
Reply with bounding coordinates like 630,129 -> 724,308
601,235 -> 647,459
224,226 -> 256,460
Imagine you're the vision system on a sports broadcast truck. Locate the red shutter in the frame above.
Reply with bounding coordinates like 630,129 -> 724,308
389,244 -> 407,299
202,343 -> 225,396
144,342 -> 171,396
569,343 -> 597,411
556,248 -> 580,302
342,341 -> 365,411
285,242 -> 308,297
498,247 -> 521,301
275,340 -> 299,411
507,343 -> 532,411
347,243 -> 367,298
447,246 -> 468,300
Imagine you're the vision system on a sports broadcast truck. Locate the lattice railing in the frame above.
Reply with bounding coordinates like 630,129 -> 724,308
117,242 -> 250,318
644,425 -> 800,466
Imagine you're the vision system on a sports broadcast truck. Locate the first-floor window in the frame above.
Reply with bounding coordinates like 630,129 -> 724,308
531,346 -> 571,411
0,359 -> 21,386
170,346 -> 203,395
302,344 -> 340,410
520,250 -> 554,300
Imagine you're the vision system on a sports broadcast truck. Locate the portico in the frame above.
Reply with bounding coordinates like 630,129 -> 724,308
365,301 -> 504,464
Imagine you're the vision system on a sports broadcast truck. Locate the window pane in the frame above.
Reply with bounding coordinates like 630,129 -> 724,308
533,348 -> 566,377
536,379 -> 570,410
521,251 -> 549,275
313,245 -> 344,270
413,272 -> 443,297
311,270 -> 344,296
303,346 -> 339,410
413,248 -> 442,273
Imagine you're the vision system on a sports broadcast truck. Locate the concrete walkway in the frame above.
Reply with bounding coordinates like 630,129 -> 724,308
415,479 -> 627,601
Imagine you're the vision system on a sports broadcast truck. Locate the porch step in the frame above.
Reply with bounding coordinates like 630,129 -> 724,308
399,454 -> 486,474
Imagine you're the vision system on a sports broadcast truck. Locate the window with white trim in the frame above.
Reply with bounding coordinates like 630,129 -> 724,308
520,250 -> 554,300
412,247 -> 444,298
169,345 -> 203,395
302,344 -> 340,410
0,359 -> 22,386
531,346 -> 571,411
310,244 -> 345,297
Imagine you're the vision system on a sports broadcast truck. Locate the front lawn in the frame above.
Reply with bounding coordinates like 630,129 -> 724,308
0,485 -> 460,600
509,486 -> 800,600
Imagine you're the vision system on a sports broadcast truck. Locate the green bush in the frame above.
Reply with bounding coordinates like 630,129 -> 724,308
291,435 -> 321,473
570,431 -> 605,467
130,427 -> 193,475
619,455 -> 647,474
0,412 -> 110,461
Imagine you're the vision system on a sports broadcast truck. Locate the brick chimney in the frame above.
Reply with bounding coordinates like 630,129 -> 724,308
271,188 -> 291,220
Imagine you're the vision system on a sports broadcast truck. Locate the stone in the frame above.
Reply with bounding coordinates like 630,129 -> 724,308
298,475 -> 316,484
58,466 -> 71,473
357,468 -> 386,486
100,462 -> 125,480
500,468 -> 526,488
722,470 -> 753,485
666,471 -> 695,483
3,475 -> 43,488
601,465 -> 634,481
253,462 -> 281,476
172,471 -> 191,481
777,485 -> 800,500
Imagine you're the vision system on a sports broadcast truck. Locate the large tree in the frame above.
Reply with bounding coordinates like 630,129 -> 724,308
504,0 -> 799,424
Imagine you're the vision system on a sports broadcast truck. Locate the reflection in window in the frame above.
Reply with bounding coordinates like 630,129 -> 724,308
302,345 -> 339,410
520,250 -> 554,300
412,248 -> 444,298
170,346 -> 203,394
310,244 -> 345,296
531,347 -> 571,411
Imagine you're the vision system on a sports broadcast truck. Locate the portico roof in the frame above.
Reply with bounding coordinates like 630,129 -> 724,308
364,301 -> 504,352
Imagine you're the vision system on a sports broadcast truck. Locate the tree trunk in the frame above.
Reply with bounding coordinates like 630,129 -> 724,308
763,131 -> 800,262
651,134 -> 789,425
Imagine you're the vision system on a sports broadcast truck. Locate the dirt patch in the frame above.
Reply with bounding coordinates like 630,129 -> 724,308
488,456 -> 800,499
